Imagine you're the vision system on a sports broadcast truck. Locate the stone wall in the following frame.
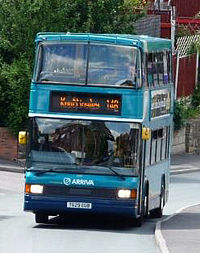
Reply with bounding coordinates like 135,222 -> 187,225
171,127 -> 186,154
186,119 -> 200,154
0,127 -> 17,160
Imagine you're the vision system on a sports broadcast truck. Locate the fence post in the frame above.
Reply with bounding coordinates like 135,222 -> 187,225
171,5 -> 176,54
175,52 -> 180,99
196,51 -> 199,87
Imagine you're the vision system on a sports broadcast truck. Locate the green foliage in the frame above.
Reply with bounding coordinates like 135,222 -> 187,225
0,58 -> 31,134
188,40 -> 200,55
174,97 -> 200,131
0,0 -> 144,134
176,25 -> 193,39
191,84 -> 200,108
174,100 -> 186,130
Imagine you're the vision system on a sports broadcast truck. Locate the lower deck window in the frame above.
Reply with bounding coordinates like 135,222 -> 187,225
28,118 -> 142,176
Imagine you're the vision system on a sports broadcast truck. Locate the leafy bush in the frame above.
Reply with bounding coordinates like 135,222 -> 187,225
0,58 -> 31,134
174,100 -> 186,130
0,0 -> 145,134
191,84 -> 200,108
174,97 -> 200,131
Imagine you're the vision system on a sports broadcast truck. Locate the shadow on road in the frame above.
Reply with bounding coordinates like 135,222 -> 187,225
33,213 -> 159,234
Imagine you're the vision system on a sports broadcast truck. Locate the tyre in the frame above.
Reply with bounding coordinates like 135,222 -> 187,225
133,189 -> 149,227
150,184 -> 165,218
143,190 -> 149,218
35,213 -> 49,224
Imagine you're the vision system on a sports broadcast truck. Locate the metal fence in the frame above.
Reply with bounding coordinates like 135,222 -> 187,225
134,15 -> 161,37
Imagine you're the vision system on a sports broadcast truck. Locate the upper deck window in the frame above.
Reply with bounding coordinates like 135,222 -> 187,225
146,51 -> 172,87
35,42 -> 141,88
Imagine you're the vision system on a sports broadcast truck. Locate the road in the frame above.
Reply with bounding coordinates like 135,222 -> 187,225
0,170 -> 200,253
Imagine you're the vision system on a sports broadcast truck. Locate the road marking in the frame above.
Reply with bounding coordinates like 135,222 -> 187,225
155,202 -> 200,253
171,164 -> 199,170
170,164 -> 200,175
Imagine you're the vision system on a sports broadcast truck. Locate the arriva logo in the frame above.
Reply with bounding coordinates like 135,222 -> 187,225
63,177 -> 94,186
63,178 -> 71,186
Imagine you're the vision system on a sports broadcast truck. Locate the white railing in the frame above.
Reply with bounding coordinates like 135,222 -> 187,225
176,35 -> 200,57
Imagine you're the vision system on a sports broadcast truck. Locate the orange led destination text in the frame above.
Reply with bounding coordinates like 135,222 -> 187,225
59,96 -> 120,111
60,97 -> 100,109
106,99 -> 119,110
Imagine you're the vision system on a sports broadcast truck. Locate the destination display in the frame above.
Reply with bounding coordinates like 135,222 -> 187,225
50,91 -> 121,115
151,89 -> 171,118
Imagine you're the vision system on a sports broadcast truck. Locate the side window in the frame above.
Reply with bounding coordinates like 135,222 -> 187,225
149,136 -> 153,165
150,130 -> 157,165
147,53 -> 153,86
161,128 -> 166,160
157,52 -> 164,85
163,52 -> 168,84
147,51 -> 172,87
150,128 -> 165,165
167,51 -> 172,83
156,128 -> 163,162
165,127 -> 171,159
152,54 -> 159,86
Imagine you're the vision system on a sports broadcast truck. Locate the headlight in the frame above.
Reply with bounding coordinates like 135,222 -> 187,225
25,184 -> 43,194
117,189 -> 137,199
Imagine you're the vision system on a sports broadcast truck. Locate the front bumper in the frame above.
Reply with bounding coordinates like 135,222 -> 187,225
24,194 -> 138,217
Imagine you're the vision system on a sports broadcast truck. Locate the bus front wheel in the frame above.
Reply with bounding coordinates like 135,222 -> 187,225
35,213 -> 49,224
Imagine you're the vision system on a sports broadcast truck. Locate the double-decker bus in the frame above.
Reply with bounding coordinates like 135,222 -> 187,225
19,33 -> 174,226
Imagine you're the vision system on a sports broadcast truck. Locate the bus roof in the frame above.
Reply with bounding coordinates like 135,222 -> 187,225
35,32 -> 172,52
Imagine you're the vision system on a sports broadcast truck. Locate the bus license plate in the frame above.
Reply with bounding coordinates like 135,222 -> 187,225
67,202 -> 92,209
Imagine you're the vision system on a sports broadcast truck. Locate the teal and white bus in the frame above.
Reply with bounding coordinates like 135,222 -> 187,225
20,33 -> 174,226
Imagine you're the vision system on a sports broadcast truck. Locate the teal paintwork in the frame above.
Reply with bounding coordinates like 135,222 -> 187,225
35,33 -> 171,52
29,83 -> 144,119
25,32 -> 174,220
26,171 -> 139,189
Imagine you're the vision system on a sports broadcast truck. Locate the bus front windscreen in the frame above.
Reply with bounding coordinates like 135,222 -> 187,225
35,43 -> 141,87
28,118 -> 141,176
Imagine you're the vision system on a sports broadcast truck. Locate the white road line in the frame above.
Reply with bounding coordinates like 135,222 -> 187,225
170,164 -> 200,169
155,203 -> 200,253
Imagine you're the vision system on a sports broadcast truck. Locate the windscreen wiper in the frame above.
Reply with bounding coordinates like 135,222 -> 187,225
115,79 -> 136,87
33,168 -> 59,174
40,78 -> 51,82
106,166 -> 125,180
104,152 -> 125,180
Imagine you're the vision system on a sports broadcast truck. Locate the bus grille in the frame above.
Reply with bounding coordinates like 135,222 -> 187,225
43,185 -> 116,199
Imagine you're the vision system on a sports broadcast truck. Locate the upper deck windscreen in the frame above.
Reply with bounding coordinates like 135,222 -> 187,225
35,42 -> 141,88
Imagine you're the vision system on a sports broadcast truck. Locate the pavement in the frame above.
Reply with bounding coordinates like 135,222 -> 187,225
0,152 -> 200,253
156,204 -> 200,253
0,157 -> 24,173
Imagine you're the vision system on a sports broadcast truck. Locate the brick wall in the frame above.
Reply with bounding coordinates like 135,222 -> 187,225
0,128 -> 17,160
